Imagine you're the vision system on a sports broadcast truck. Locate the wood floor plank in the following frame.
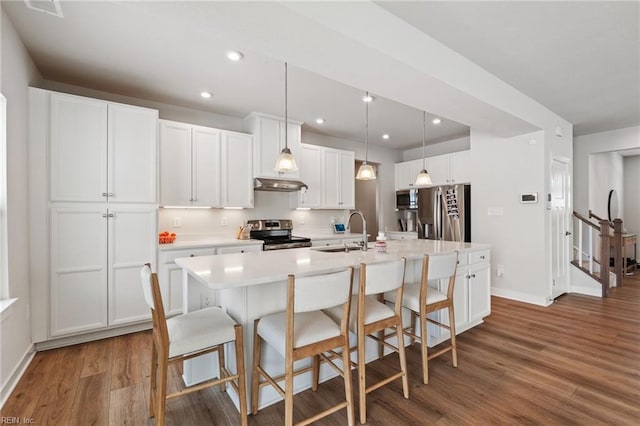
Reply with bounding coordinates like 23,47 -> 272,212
2,273 -> 639,425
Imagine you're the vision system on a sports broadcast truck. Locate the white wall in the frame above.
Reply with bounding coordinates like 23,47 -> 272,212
402,136 -> 470,161
574,126 -> 640,218
471,130 -> 549,305
0,8 -> 43,404
589,152 -> 624,220
623,156 -> 640,260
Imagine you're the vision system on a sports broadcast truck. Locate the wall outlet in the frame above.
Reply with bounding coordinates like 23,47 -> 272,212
221,216 -> 228,226
173,217 -> 181,228
496,264 -> 504,277
201,295 -> 212,308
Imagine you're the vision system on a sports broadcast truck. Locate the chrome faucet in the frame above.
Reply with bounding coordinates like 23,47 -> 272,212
347,211 -> 368,251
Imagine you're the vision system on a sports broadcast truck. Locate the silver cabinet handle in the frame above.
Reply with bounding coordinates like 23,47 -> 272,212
102,213 -> 108,218
480,255 -> 486,259
101,192 -> 108,197
108,213 -> 114,218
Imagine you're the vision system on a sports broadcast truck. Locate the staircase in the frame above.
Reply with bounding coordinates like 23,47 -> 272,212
571,211 -> 624,297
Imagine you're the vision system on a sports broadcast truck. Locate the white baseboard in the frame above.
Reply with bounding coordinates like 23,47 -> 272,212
570,285 -> 603,297
491,287 -> 552,307
1,344 -> 35,409
34,321 -> 152,351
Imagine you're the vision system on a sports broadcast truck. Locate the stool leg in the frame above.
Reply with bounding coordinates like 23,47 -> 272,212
419,311 -> 429,385
285,352 -> 294,426
342,340 -> 355,426
251,320 -> 262,415
156,353 -> 168,426
218,345 -> 227,392
358,329 -> 367,424
449,306 -> 458,368
396,322 -> 410,398
312,354 -> 320,391
234,325 -> 248,426
149,342 -> 158,418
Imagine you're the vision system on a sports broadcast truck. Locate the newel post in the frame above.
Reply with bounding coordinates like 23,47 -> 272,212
599,219 -> 610,297
613,219 -> 624,288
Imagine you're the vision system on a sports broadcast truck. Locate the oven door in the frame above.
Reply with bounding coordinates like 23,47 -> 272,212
396,189 -> 418,210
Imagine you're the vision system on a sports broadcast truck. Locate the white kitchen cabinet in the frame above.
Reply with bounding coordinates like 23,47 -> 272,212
387,231 -> 418,240
394,159 -> 422,190
468,260 -> 491,323
450,150 -> 471,184
425,154 -> 451,186
293,144 -> 323,208
159,120 -> 253,208
220,131 -> 254,208
247,113 -> 302,179
159,120 -> 221,207
49,205 -> 156,336
323,148 -> 355,209
49,92 -> 157,203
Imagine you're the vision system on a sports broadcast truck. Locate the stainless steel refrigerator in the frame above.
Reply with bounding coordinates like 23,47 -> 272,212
417,184 -> 471,242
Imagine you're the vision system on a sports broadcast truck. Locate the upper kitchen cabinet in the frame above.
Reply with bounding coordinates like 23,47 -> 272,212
220,131 -> 254,208
292,144 -> 323,209
394,159 -> 423,190
246,113 -> 302,179
159,120 -> 221,207
323,148 -> 355,209
159,120 -> 253,208
425,151 -> 471,186
49,92 -> 158,203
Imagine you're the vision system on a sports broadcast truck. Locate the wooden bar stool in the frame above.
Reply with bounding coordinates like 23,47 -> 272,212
324,258 -> 409,424
251,268 -> 355,426
140,264 -> 248,426
387,252 -> 459,384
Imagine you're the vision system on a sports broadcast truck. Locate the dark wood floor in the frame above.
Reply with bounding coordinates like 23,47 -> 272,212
3,273 -> 639,425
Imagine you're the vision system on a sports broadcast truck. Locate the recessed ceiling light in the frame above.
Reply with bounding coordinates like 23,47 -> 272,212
362,94 -> 374,103
432,118 -> 442,125
382,134 -> 390,140
316,118 -> 325,124
200,91 -> 212,99
226,50 -> 244,62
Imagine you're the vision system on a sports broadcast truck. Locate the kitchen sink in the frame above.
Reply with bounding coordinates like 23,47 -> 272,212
311,244 -> 363,253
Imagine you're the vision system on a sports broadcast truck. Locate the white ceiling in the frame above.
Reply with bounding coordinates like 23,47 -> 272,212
4,1 -> 639,150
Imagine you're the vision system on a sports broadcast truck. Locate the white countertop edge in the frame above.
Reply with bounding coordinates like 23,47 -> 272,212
159,238 -> 264,251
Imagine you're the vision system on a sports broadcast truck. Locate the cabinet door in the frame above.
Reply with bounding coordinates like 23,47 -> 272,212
161,263 -> 184,316
50,93 -> 108,202
192,126 -> 221,207
297,144 -> 322,208
50,206 -> 108,336
395,160 -> 422,190
282,122 -> 301,179
108,206 -> 157,325
450,150 -> 471,184
108,104 -> 158,203
159,120 -> 192,206
253,116 -> 281,178
221,131 -> 254,208
468,263 -> 491,322
425,154 -> 451,185
339,151 -> 355,209
322,149 -> 341,208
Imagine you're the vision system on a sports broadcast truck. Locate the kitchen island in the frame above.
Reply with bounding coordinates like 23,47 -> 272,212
175,239 -> 491,410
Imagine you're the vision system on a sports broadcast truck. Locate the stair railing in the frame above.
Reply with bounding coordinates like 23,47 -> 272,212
589,211 -> 624,288
572,211 -> 609,297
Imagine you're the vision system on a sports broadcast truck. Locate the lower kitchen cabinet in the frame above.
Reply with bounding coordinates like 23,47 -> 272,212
159,243 -> 262,316
49,205 -> 157,337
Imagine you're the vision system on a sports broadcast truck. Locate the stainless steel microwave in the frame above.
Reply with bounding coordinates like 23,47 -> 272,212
396,189 -> 418,210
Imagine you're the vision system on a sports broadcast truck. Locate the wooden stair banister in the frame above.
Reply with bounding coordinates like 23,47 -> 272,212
612,219 -> 624,288
598,219 -> 610,297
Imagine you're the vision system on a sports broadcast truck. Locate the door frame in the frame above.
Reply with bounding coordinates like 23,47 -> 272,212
549,155 -> 572,299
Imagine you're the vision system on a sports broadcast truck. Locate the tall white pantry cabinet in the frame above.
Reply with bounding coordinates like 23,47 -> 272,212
29,88 -> 158,344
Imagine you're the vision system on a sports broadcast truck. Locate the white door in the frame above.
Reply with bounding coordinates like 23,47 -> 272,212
159,120 -> 192,206
108,104 -> 158,203
50,206 -> 108,336
221,131 -> 253,208
551,158 -> 571,298
192,126 -> 221,207
49,93 -> 108,202
108,206 -> 156,325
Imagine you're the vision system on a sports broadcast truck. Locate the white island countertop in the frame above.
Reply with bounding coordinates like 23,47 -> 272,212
175,239 -> 490,290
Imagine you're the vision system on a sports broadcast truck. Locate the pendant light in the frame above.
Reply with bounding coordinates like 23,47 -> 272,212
414,111 -> 432,186
274,62 -> 298,172
356,91 -> 376,180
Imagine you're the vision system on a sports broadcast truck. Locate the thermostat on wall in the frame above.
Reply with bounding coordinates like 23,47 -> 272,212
520,193 -> 538,204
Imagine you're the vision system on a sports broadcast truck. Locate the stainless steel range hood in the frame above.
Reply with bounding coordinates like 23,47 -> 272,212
254,177 -> 308,192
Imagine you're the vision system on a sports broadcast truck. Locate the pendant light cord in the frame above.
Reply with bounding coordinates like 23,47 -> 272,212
365,91 -> 369,163
284,62 -> 288,150
422,111 -> 426,169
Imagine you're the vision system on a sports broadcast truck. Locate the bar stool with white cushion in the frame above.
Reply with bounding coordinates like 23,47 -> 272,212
140,264 -> 248,426
324,258 -> 409,424
386,252 -> 459,385
251,268 -> 355,426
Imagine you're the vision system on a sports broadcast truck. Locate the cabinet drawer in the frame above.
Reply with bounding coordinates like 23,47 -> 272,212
469,250 -> 490,265
217,244 -> 262,254
160,247 -> 216,264
456,254 -> 469,267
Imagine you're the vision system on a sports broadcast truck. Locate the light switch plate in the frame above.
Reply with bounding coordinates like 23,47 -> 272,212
488,207 -> 504,216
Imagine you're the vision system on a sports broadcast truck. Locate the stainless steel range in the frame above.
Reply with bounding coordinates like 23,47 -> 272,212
247,219 -> 312,251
